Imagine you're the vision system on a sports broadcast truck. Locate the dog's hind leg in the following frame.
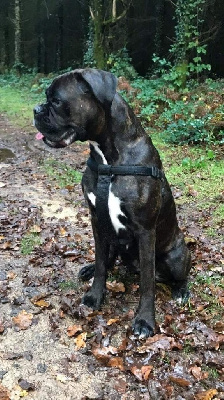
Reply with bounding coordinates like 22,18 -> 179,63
158,232 -> 191,304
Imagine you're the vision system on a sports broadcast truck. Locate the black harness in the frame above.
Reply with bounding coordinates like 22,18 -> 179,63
87,157 -> 164,180
87,156 -> 164,240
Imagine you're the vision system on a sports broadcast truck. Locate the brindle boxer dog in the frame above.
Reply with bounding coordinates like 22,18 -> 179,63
34,68 -> 191,338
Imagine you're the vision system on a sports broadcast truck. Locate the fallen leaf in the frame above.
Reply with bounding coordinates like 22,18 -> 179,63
187,185 -> 198,197
108,357 -> 125,371
130,366 -> 143,381
30,225 -> 41,233
194,389 -> 218,400
67,324 -> 82,337
137,334 -> 181,353
185,236 -> 197,244
92,346 -> 118,364
31,299 -> 50,308
106,280 -> 125,293
190,366 -> 208,381
107,318 -> 120,326
18,389 -> 28,397
74,332 -> 87,350
113,378 -> 127,394
169,375 -> 191,387
59,227 -> 67,236
12,310 -> 33,330
7,271 -> 17,280
0,383 -> 10,400
0,241 -> 11,250
141,365 -> 153,381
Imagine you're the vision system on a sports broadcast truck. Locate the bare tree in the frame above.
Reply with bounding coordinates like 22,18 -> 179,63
90,0 -> 132,69
14,0 -> 21,67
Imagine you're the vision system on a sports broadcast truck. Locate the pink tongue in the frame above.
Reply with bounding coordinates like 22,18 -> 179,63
35,132 -> 44,140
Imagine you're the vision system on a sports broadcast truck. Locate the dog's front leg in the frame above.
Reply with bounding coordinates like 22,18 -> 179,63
133,229 -> 156,338
82,227 -> 109,310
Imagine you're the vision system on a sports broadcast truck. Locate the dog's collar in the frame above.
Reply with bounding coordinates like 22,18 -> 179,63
87,157 -> 164,180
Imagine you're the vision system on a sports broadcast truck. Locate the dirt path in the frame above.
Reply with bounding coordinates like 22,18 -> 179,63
0,115 -> 139,400
0,114 -> 223,400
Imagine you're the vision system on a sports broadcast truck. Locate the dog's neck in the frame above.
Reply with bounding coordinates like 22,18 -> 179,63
89,93 -> 160,167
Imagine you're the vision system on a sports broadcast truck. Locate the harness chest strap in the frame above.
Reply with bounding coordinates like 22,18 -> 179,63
87,157 -> 164,180
87,157 -> 164,238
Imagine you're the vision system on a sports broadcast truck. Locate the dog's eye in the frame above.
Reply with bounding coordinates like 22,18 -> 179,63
52,98 -> 61,106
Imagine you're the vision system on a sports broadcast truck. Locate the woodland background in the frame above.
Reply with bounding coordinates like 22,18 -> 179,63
0,0 -> 224,77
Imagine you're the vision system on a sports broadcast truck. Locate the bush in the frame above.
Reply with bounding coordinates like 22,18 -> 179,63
128,77 -> 224,145
107,48 -> 138,80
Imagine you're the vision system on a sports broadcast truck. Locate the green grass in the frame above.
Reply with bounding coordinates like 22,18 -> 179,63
42,159 -> 82,188
152,137 -> 224,224
58,280 -> 80,291
0,73 -> 47,128
20,232 -> 42,255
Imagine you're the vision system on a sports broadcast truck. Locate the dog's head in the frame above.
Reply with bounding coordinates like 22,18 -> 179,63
33,68 -> 117,148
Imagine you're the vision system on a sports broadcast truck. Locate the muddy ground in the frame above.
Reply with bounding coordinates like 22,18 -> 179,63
0,114 -> 223,400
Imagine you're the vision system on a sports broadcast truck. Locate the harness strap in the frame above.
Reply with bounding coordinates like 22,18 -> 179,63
87,157 -> 164,180
87,156 -> 163,240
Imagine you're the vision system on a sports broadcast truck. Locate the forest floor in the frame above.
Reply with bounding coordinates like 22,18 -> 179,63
0,113 -> 223,400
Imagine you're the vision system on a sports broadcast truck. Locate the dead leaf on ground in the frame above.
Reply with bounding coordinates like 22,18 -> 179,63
190,366 -> 208,380
59,226 -> 67,236
7,271 -> 17,280
67,324 -> 82,337
141,365 -> 153,381
108,357 -> 125,371
30,225 -> 42,233
185,236 -> 197,245
0,241 -> 11,250
137,334 -> 182,353
130,366 -> 143,381
12,310 -> 33,330
92,345 -> 118,364
187,185 -> 198,197
74,332 -> 87,350
107,317 -> 120,326
169,375 -> 191,387
106,280 -> 125,293
0,383 -> 10,400
31,299 -> 50,308
194,388 -> 218,400
0,321 -> 4,333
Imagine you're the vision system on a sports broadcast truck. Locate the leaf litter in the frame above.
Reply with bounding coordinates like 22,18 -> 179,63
0,116 -> 223,399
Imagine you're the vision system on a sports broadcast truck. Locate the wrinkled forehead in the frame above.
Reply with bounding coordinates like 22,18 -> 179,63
46,73 -> 87,101
46,74 -> 73,97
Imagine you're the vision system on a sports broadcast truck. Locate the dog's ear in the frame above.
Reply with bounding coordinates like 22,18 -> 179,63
74,68 -> 117,107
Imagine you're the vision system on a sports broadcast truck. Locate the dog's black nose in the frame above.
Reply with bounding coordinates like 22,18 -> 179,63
33,105 -> 43,115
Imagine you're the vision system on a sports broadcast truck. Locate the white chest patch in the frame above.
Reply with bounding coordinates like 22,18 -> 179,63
108,183 -> 126,233
87,192 -> 96,207
89,141 -> 108,165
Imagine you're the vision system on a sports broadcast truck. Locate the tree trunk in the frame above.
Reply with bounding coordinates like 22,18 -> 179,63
91,0 -> 105,69
56,1 -> 64,71
14,0 -> 21,67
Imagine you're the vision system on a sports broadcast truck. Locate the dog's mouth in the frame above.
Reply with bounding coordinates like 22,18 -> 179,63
35,125 -> 87,148
35,131 -> 71,148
